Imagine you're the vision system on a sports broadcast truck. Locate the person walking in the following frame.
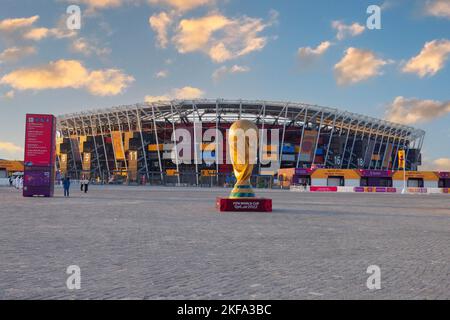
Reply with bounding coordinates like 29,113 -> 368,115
83,177 -> 89,193
63,177 -> 71,197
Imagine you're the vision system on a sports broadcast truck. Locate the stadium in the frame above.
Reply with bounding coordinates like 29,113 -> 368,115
54,99 -> 434,188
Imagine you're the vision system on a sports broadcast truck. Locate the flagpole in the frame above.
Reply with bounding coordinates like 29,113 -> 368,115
400,149 -> 406,194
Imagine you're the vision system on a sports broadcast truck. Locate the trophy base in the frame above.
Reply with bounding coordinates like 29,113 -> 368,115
216,197 -> 272,212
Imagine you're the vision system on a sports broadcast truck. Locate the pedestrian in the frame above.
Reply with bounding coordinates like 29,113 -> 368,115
63,177 -> 71,197
80,176 -> 84,192
83,177 -> 89,193
9,176 -> 12,187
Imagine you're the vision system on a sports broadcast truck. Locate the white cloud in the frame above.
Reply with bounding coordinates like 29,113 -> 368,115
332,21 -> 365,40
155,70 -> 169,78
86,69 -> 134,95
69,0 -> 129,12
402,39 -> 450,77
2,90 -> 15,99
385,96 -> 450,125
145,86 -> 204,102
0,59 -> 134,96
148,0 -> 214,12
0,14 -> 76,41
22,27 -> 50,40
425,0 -> 450,19
23,27 -> 77,40
334,47 -> 390,85
144,94 -> 171,103
0,46 -> 37,63
0,141 -> 23,159
297,41 -> 332,63
172,11 -> 277,63
212,64 -> 250,81
149,12 -> 173,48
421,158 -> 450,171
70,37 -> 111,57
0,16 -> 39,32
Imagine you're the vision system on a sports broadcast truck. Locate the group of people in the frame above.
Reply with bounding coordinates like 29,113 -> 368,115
62,177 -> 90,197
9,176 -> 23,189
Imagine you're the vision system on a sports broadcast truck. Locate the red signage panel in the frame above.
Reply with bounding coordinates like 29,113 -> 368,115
310,186 -> 338,192
24,114 -> 56,166
23,114 -> 56,197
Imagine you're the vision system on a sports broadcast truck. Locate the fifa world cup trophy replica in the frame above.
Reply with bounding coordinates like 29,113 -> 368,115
216,120 -> 272,212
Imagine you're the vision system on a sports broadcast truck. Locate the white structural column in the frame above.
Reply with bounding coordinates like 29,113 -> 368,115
192,102 -> 200,186
71,118 -> 84,177
258,102 -> 267,175
340,117 -> 353,169
96,113 -> 111,180
325,113 -> 338,168
278,104 -> 289,168
375,125 -> 389,170
87,114 -> 102,178
363,122 -> 376,168
64,121 -> 78,177
295,108 -> 308,169
115,112 -> 128,174
379,127 -> 394,170
149,104 -> 163,182
347,119 -> 362,169
170,102 -> 181,185
368,123 -> 382,170
312,111 -> 324,166
215,101 -> 220,184
106,113 -> 119,173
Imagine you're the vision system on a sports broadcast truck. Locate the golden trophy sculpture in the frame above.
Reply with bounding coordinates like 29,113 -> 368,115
216,120 -> 272,212
229,120 -> 258,198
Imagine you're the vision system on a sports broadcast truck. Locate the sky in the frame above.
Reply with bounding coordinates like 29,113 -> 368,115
0,0 -> 449,170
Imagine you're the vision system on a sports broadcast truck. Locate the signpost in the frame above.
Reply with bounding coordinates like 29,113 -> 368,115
23,114 -> 56,197
398,149 -> 406,194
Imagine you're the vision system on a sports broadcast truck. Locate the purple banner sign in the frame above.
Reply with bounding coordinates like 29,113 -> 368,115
354,187 -> 397,193
295,168 -> 314,176
438,172 -> 450,178
358,169 -> 393,178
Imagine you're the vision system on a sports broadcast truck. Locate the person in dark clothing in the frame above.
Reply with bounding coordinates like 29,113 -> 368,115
83,178 -> 89,193
63,177 -> 71,197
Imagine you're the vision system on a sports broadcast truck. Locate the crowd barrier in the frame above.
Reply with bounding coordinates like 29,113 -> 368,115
354,187 -> 397,193
291,185 -> 450,194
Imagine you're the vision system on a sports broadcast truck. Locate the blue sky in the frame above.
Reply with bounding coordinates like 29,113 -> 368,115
0,0 -> 449,170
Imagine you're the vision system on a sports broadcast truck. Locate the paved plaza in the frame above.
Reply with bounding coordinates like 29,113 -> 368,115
0,186 -> 449,300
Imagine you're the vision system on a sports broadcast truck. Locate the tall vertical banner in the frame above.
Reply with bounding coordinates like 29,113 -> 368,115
128,150 -> 138,182
82,152 -> 91,176
112,131 -> 125,160
23,114 -> 56,197
398,150 -> 405,169
382,143 -> 393,168
298,130 -> 317,162
60,153 -> 68,176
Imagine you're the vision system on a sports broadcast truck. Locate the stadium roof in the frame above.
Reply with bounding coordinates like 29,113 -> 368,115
57,99 -> 425,141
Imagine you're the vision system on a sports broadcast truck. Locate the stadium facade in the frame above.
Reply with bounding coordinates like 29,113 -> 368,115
56,99 -> 425,185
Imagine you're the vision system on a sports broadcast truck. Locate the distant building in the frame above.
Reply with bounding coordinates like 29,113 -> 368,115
0,160 -> 24,178
56,99 -> 425,185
